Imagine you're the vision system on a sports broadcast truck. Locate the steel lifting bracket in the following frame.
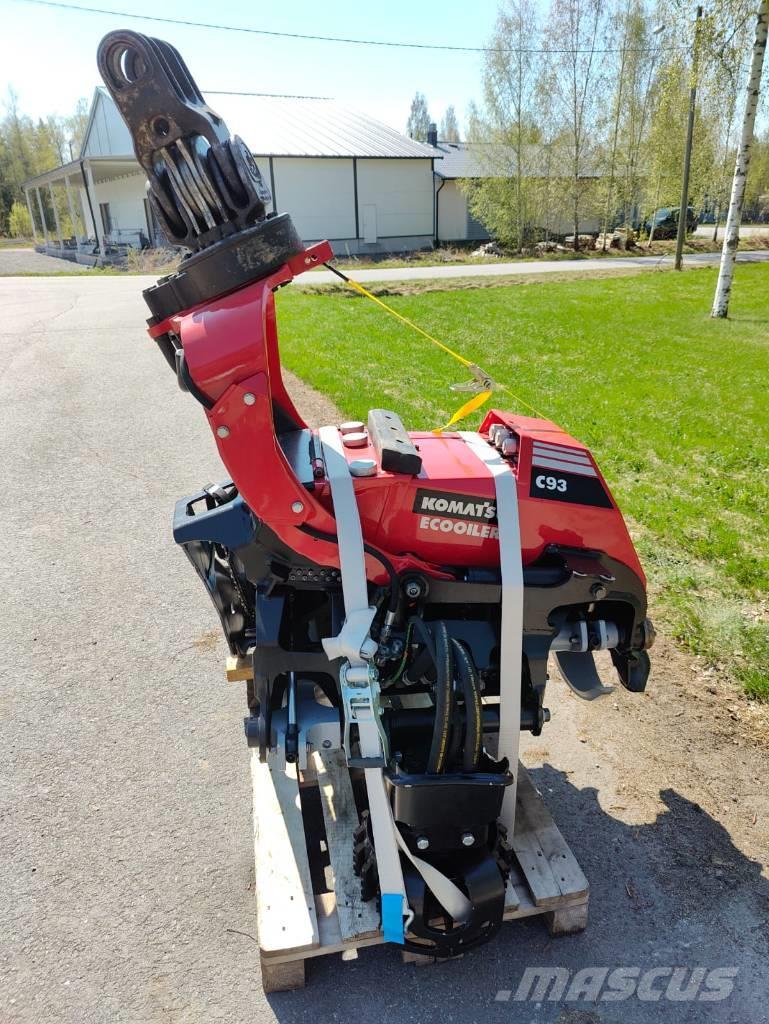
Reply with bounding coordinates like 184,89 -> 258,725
97,30 -> 272,251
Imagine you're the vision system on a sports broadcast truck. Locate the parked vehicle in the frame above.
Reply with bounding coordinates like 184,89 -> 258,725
643,206 -> 698,239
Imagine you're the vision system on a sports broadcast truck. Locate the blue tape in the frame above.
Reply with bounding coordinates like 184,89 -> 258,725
381,893 -> 404,944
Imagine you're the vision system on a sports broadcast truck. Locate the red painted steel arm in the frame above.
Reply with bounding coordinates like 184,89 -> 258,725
148,243 -> 450,583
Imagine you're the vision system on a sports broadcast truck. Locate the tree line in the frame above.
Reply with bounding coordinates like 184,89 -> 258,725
408,0 -> 769,252
0,92 -> 89,237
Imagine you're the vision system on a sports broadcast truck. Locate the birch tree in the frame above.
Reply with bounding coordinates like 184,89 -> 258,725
406,93 -> 432,141
440,106 -> 461,142
599,0 -> 654,247
544,0 -> 607,250
712,0 -> 768,317
643,54 -> 718,231
463,0 -> 541,250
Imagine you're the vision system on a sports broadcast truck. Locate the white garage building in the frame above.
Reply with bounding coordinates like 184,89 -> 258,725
23,87 -> 438,263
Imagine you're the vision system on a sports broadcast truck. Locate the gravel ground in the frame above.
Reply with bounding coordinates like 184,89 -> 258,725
0,248 -> 92,274
2,275 -> 767,1024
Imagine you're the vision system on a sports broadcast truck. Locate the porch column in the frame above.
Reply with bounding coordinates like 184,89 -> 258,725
84,162 -> 105,256
48,182 -> 63,248
35,187 -> 49,246
64,175 -> 81,246
24,189 -> 39,244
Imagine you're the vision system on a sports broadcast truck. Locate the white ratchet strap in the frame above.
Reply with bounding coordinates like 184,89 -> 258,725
318,426 -> 472,936
460,432 -> 523,833
318,426 -> 411,939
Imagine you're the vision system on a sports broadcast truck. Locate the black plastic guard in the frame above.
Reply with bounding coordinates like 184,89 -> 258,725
173,487 -> 258,655
401,849 -> 507,958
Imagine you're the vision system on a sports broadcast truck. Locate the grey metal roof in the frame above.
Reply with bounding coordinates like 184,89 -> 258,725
432,141 -> 600,180
432,142 -> 514,179
23,92 -> 437,188
212,95 -> 436,159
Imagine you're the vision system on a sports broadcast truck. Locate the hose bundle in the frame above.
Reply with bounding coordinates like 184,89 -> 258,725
411,619 -> 482,774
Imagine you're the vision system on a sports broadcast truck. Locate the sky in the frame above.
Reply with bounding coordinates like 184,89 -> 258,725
1,0 -> 502,134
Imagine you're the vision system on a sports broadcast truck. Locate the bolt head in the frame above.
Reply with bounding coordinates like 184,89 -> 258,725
243,392 -> 256,406
591,582 -> 607,600
216,425 -> 230,439
404,581 -> 421,600
291,501 -> 304,514
461,832 -> 475,847
416,836 -> 430,851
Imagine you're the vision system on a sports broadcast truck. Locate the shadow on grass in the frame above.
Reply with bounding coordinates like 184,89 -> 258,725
723,316 -> 769,325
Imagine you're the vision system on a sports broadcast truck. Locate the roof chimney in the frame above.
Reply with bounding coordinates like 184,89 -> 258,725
427,122 -> 438,147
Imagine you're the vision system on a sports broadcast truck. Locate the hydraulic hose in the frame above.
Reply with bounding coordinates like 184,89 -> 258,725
425,620 -> 452,774
450,638 -> 482,772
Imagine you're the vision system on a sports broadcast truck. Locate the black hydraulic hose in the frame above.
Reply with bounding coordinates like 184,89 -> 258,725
298,524 -> 399,612
446,694 -> 464,769
450,638 -> 482,772
426,620 -> 452,774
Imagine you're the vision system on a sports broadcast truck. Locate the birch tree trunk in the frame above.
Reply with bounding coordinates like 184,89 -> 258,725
711,0 -> 769,318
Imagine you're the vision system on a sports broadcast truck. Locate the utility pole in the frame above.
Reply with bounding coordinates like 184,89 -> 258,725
674,4 -> 703,271
711,0 -> 769,317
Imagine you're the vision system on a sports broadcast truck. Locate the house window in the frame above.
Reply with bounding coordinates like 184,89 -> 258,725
99,202 -> 112,236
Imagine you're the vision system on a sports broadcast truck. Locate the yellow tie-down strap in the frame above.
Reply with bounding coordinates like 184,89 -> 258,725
323,264 -> 546,431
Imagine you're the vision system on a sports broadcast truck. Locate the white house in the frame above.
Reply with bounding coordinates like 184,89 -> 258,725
23,87 -> 438,263
431,139 -> 602,243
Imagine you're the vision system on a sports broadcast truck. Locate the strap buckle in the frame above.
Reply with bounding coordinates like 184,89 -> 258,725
340,661 -> 389,768
451,363 -> 500,394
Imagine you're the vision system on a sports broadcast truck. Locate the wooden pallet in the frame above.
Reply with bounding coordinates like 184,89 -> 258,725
252,750 -> 588,992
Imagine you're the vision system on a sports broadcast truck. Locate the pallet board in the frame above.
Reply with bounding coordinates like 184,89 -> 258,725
252,752 -> 589,992
312,750 -> 381,943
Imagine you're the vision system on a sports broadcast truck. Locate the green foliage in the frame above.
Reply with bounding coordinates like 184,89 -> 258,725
275,265 -> 769,699
644,55 -> 719,218
7,200 -> 31,237
66,98 -> 89,160
744,131 -> 769,218
406,92 -> 432,142
462,175 -> 529,249
463,0 -> 542,251
0,89 -> 88,235
440,105 -> 460,143
464,0 -> 769,245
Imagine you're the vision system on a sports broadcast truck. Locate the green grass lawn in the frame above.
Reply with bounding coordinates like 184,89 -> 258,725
276,263 -> 769,700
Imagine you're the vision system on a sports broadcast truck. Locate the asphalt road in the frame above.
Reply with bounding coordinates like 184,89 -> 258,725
305,248 -> 769,284
2,246 -> 768,284
2,275 -> 767,1024
0,247 -> 91,274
